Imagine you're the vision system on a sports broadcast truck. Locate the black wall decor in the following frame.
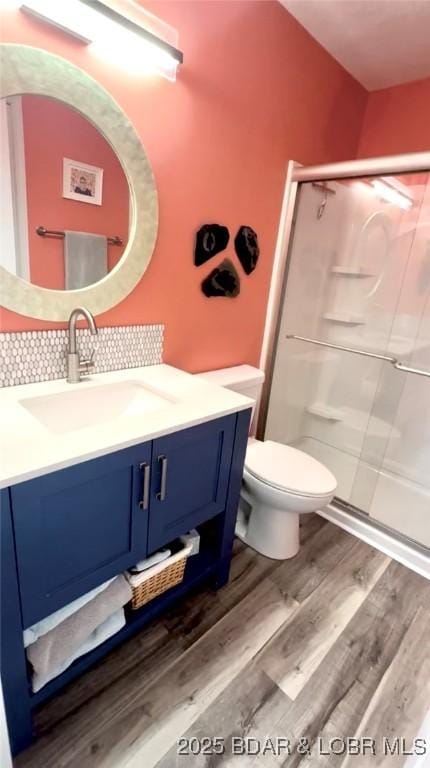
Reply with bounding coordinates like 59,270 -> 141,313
201,259 -> 240,298
195,221 -> 259,299
234,225 -> 259,274
194,224 -> 230,266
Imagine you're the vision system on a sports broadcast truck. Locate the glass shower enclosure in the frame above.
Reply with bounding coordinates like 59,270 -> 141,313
265,167 -> 430,549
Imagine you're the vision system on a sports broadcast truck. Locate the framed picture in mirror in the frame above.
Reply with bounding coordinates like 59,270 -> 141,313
63,157 -> 103,205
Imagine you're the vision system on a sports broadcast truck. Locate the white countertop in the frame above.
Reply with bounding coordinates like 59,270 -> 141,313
0,365 -> 253,489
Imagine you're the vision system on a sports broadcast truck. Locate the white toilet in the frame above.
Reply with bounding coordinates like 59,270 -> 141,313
198,365 -> 337,560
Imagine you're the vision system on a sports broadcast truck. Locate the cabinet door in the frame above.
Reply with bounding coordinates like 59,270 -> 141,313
148,415 -> 236,551
11,443 -> 151,628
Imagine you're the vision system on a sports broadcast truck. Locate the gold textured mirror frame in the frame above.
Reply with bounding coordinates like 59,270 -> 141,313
0,44 -> 158,320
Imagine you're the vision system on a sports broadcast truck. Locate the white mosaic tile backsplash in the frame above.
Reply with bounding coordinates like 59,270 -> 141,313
0,324 -> 164,387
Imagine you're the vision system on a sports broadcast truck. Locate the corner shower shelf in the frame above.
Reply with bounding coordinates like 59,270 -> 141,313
323,312 -> 366,326
306,403 -> 345,422
330,266 -> 375,278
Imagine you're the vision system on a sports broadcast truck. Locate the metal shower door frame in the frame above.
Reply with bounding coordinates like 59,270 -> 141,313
258,151 -> 430,436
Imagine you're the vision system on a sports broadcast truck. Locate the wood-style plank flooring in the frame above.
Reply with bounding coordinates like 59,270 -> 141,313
17,516 -> 430,767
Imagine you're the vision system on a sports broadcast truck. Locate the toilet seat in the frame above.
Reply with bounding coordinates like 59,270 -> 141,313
244,440 -> 337,498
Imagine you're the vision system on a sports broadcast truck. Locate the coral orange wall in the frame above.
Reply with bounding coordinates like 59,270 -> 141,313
22,96 -> 129,289
0,1 -> 367,372
358,77 -> 430,157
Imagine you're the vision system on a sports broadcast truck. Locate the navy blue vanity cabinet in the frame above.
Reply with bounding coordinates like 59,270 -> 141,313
10,442 -> 152,628
148,415 -> 236,551
2,408 -> 251,757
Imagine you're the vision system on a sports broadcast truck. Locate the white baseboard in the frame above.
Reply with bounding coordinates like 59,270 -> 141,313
320,503 -> 430,581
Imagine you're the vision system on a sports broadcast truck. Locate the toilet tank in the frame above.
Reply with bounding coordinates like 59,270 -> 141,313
196,365 -> 265,433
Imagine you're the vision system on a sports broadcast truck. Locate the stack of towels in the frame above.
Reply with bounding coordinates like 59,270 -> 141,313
24,575 -> 132,692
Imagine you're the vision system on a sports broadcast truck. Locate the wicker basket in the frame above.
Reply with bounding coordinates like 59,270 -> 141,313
129,542 -> 193,610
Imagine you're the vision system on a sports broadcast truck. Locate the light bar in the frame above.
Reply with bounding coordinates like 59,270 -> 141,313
21,0 -> 94,43
20,0 -> 183,80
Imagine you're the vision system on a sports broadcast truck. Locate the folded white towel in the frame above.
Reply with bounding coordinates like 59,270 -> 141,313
31,608 -> 125,692
129,548 -> 171,574
23,577 -> 115,648
126,543 -> 193,589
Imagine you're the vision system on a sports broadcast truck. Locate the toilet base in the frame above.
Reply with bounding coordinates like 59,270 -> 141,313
236,497 -> 300,560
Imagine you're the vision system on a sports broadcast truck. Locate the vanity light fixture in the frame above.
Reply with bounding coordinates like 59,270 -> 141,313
370,178 -> 413,210
20,0 -> 183,80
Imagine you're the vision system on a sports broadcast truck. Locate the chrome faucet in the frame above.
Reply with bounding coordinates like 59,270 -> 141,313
67,307 -> 98,383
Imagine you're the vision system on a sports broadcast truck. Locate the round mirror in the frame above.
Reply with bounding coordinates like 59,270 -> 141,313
0,44 -> 158,321
1,95 -> 130,291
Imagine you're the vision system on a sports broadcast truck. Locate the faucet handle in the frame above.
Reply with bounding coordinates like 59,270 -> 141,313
80,348 -> 96,376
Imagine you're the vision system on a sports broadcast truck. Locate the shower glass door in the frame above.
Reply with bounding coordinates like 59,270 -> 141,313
265,171 -> 430,547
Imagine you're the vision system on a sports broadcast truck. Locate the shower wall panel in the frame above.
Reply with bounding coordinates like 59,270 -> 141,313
266,172 -> 430,547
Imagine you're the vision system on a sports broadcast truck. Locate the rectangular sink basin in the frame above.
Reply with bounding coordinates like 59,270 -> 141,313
19,380 -> 176,435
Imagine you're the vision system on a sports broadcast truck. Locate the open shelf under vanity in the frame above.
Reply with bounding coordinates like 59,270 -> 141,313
30,520 -> 220,707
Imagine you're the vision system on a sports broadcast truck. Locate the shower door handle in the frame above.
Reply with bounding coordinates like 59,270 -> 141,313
287,334 -> 430,379
285,335 -> 398,363
393,362 -> 430,378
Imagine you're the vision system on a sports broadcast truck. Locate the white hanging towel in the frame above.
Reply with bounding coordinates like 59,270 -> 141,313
64,231 -> 107,289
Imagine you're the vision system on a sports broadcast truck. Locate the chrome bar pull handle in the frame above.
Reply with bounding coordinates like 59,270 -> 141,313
139,462 -> 150,510
394,362 -> 430,378
287,334 -> 430,379
157,455 -> 168,501
286,334 -> 398,363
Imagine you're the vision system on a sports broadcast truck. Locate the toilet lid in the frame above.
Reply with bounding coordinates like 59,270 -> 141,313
245,440 -> 337,497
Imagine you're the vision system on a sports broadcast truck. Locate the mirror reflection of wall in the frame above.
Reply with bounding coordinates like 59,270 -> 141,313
0,95 -> 130,291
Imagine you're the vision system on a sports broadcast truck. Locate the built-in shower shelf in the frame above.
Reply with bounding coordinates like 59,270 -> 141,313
330,266 -> 375,278
306,403 -> 345,422
323,312 -> 366,326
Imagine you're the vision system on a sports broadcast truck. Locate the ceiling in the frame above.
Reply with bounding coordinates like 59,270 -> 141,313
281,0 -> 430,91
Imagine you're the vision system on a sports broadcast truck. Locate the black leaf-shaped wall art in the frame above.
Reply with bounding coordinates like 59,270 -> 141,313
194,224 -> 230,266
201,259 -> 240,298
234,225 -> 259,275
